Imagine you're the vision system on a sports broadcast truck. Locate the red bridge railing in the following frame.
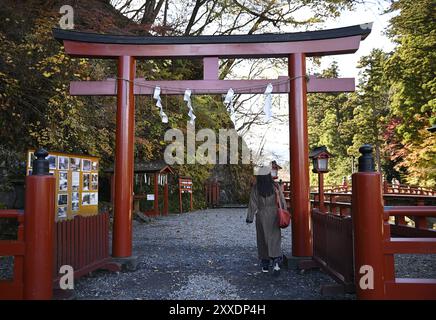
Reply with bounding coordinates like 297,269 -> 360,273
0,210 -> 25,299
0,159 -> 55,300
311,208 -> 354,292
383,206 -> 436,298
352,155 -> 436,299
1,149 -> 119,300
307,182 -> 436,196
52,212 -> 117,288
290,145 -> 436,299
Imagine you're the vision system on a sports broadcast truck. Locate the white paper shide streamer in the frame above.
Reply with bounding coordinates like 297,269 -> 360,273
184,89 -> 196,125
263,83 -> 273,122
153,86 -> 168,123
224,88 -> 235,124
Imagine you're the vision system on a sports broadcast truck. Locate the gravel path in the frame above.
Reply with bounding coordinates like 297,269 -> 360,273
74,208 -> 353,300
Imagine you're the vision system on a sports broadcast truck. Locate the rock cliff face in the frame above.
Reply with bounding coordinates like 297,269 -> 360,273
208,163 -> 253,205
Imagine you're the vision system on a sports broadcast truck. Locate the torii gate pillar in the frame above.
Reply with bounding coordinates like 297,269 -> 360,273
113,56 -> 136,258
53,23 -> 372,260
289,53 -> 312,256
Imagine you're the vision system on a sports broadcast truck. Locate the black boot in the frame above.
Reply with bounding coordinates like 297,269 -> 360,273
272,257 -> 281,276
261,259 -> 270,273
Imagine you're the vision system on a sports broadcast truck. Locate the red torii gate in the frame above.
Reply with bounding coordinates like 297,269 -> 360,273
54,23 -> 372,262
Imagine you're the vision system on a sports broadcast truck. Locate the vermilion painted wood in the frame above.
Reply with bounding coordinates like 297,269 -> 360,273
86,217 -> 90,265
0,210 -> 24,218
385,279 -> 436,300
154,173 -> 159,216
63,219 -> 67,267
88,217 -> 92,265
0,210 -> 25,299
53,223 -> 58,277
69,77 -> 355,96
68,219 -> 72,271
52,213 -> 120,287
61,36 -> 362,58
94,216 -> 98,259
352,171 -> 436,299
96,216 -> 99,258
79,215 -> 84,271
203,57 -> 219,80
112,56 -> 135,258
23,175 -> 56,300
179,178 -> 182,213
90,216 -> 93,263
352,172 -> 385,299
289,53 -> 312,257
383,238 -> 436,254
311,209 -> 354,288
382,220 -> 396,286
83,217 -> 87,266
0,241 -> 25,255
384,206 -> 436,217
75,217 -> 79,269
15,212 -> 24,298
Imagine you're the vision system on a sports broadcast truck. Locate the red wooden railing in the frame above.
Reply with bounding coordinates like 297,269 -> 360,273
358,206 -> 436,300
289,144 -> 436,299
383,182 -> 436,196
381,206 -> 436,299
307,182 -> 436,196
52,212 -> 118,287
0,210 -> 25,299
311,208 -> 354,292
0,150 -> 121,300
351,145 -> 436,300
1,210 -> 117,298
309,191 -> 436,232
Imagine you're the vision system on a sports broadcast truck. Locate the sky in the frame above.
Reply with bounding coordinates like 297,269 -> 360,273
316,2 -> 397,79
240,2 -> 399,167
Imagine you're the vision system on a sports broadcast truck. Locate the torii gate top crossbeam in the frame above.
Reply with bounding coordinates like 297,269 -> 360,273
53,23 -> 372,58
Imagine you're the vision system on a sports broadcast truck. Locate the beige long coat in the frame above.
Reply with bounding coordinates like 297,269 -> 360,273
246,182 -> 286,260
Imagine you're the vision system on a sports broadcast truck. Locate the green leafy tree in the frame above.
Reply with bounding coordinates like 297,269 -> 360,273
308,62 -> 355,186
348,49 -> 391,174
384,0 -> 436,186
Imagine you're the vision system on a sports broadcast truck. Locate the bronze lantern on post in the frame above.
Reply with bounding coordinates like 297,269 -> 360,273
309,146 -> 332,213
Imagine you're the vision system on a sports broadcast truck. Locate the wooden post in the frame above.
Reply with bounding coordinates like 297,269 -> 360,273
163,176 -> 169,216
179,177 -> 183,213
212,182 -> 217,206
289,53 -> 312,257
190,187 -> 193,211
206,183 -> 210,207
352,145 -> 386,300
113,55 -> 135,258
415,199 -> 427,229
318,173 -> 325,213
24,149 -> 56,300
216,182 -> 220,206
383,180 -> 388,194
154,173 -> 159,216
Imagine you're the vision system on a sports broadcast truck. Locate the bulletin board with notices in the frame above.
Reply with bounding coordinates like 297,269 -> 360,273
27,150 -> 99,220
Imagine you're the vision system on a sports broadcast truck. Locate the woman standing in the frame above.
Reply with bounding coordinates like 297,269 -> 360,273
246,167 -> 286,274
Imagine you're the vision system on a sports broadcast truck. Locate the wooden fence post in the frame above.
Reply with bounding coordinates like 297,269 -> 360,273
352,144 -> 386,300
24,148 -> 56,300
